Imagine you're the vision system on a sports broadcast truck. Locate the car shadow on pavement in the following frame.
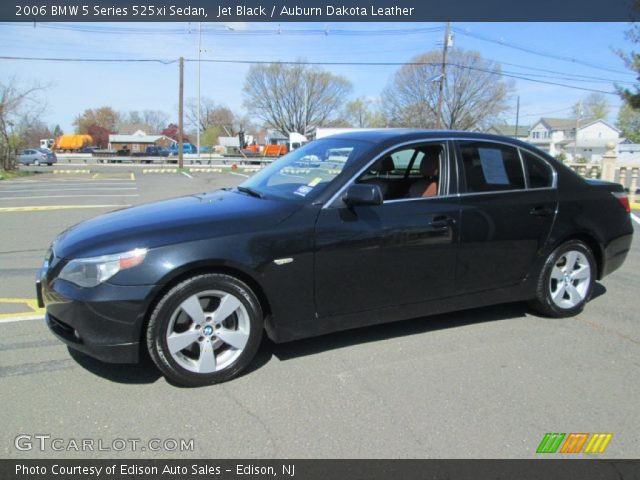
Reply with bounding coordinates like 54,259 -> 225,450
268,302 -> 530,362
65,283 -> 607,384
267,284 -> 606,362
67,347 -> 162,384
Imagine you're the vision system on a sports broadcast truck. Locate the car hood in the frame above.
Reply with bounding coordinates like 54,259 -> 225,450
53,189 -> 299,259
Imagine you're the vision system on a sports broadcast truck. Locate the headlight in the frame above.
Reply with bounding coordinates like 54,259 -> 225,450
58,248 -> 148,288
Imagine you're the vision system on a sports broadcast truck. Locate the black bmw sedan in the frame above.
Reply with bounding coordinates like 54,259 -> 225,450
37,130 -> 633,386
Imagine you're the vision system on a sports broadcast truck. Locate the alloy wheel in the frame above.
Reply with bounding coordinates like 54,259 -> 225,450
548,250 -> 591,309
165,289 -> 250,373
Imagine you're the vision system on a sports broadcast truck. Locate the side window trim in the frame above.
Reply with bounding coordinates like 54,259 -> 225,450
518,147 -> 558,190
323,139 -> 450,208
518,147 -> 529,190
455,140 -> 528,195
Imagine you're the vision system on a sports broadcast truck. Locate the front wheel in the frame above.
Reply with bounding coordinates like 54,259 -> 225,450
530,240 -> 596,317
147,274 -> 263,386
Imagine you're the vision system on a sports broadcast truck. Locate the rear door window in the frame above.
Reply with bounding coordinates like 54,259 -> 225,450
457,141 -> 525,193
521,150 -> 554,189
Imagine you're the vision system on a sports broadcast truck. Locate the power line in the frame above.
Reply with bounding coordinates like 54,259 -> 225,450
452,27 -> 630,75
0,55 -> 177,64
0,55 -> 620,94
0,22 -> 446,37
3,21 -> 634,85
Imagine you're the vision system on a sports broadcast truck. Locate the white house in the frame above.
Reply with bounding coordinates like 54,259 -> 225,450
527,118 -> 620,161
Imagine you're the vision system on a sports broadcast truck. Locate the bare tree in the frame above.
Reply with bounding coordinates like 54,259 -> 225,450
73,106 -> 120,134
243,63 -> 352,137
344,97 -> 389,128
344,98 -> 370,127
0,78 -> 50,170
573,93 -> 610,120
186,98 -> 238,136
117,110 -> 169,134
16,116 -> 52,148
382,49 -> 512,130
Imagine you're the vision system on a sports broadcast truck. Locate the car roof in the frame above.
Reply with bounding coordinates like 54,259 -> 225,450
325,129 -> 533,150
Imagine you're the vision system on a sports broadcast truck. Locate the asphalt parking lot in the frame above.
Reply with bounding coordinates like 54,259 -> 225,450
0,166 -> 639,459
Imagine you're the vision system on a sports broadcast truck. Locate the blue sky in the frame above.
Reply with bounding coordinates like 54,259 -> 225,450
0,22 -> 636,133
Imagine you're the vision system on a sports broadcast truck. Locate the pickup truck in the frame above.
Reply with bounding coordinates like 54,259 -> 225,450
132,146 -> 171,157
169,143 -> 197,155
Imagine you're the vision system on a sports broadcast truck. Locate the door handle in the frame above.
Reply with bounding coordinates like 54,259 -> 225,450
530,206 -> 553,217
429,215 -> 453,228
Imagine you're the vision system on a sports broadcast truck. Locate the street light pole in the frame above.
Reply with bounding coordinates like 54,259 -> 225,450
196,22 -> 201,159
436,21 -> 451,130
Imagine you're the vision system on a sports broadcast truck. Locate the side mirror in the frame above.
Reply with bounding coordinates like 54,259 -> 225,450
342,183 -> 383,207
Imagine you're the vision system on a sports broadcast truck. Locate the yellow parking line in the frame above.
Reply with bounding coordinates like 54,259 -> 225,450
130,172 -> 135,181
53,170 -> 90,174
631,201 -> 639,210
0,205 -> 129,213
0,298 -> 45,320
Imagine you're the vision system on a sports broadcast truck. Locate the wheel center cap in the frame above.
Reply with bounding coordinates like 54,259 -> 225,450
203,325 -> 214,336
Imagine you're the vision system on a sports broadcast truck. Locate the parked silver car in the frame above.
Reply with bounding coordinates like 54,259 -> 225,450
18,148 -> 57,166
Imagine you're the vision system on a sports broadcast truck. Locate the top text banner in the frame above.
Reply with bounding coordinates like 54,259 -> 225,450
3,0 -> 638,22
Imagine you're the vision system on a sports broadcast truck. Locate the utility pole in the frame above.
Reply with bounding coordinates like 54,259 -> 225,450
573,101 -> 580,160
515,96 -> 520,138
196,22 -> 201,159
178,56 -> 184,170
436,21 -> 451,130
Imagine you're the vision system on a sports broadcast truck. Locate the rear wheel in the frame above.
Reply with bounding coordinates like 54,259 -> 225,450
147,274 -> 263,386
530,240 -> 596,317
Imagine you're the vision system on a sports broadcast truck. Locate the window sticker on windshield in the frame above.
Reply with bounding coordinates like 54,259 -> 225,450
294,185 -> 313,197
478,148 -> 510,185
308,177 -> 323,187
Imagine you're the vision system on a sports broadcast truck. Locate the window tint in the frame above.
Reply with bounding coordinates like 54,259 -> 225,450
389,149 -> 416,171
458,141 -> 525,193
521,150 -> 553,188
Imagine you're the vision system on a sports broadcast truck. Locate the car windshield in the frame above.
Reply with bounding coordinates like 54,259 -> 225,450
238,138 -> 373,202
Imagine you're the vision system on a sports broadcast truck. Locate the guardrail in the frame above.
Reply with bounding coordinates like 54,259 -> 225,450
566,160 -> 639,202
55,154 -> 275,167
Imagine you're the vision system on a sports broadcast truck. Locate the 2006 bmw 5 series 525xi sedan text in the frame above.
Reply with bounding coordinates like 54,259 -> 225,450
37,130 -> 634,386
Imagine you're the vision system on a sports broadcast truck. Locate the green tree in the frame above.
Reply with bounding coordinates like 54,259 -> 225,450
200,126 -> 222,147
616,103 -> 640,142
618,2 -> 640,108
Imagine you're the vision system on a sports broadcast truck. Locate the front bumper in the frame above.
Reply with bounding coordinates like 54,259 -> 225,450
37,272 -> 154,364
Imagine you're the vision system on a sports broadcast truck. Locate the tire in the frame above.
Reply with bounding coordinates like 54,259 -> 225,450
530,240 -> 596,317
147,274 -> 263,386
47,163 -> 53,166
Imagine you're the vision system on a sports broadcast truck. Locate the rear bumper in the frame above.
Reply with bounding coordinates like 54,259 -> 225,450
38,276 -> 154,364
601,232 -> 633,278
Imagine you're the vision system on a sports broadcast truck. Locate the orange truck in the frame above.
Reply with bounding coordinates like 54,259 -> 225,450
262,144 -> 288,156
53,134 -> 93,152
241,144 -> 288,157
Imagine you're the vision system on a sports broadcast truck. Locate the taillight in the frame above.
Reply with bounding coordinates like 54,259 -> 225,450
612,191 -> 631,213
